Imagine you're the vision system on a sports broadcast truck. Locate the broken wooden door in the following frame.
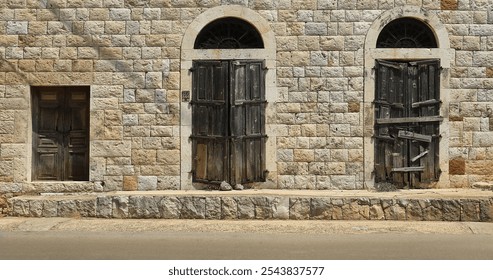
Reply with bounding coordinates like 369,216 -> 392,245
374,60 -> 441,188
191,60 -> 266,185
32,87 -> 90,181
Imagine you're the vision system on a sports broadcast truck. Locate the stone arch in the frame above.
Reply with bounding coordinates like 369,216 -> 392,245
365,6 -> 450,50
179,6 -> 277,190
363,6 -> 452,189
181,5 -> 276,55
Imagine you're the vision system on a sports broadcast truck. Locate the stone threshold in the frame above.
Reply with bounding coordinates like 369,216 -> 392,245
8,189 -> 493,222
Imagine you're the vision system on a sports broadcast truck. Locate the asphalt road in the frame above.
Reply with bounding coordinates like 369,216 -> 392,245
0,218 -> 493,260
1,231 -> 493,260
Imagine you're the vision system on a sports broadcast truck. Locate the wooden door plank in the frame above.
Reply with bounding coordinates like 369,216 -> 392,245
411,150 -> 429,162
412,99 -> 439,108
376,116 -> 443,124
397,130 -> 432,142
392,166 -> 425,172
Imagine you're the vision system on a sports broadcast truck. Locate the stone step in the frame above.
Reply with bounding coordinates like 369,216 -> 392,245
7,189 -> 493,222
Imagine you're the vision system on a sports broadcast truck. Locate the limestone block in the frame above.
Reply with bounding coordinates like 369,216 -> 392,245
308,162 -> 326,175
466,160 -> 493,175
112,196 -> 129,218
157,196 -> 181,219
0,143 -> 26,159
278,175 -> 295,189
305,22 -> 327,36
77,47 -> 99,59
42,200 -> 58,218
58,200 -> 78,217
470,25 -> 493,36
205,197 -> 222,220
327,198 -> 342,218
7,21 -> 28,35
369,200 -> 385,220
460,199 -> 480,221
406,200 -> 423,221
74,199 -> 95,217
310,51 -> 329,66
289,197 -> 310,220
132,149 -> 157,165
311,197 -> 332,219
463,36 -> 481,51
441,200 -> 461,221
110,8 -> 131,20
29,200 -> 43,217
421,200 -> 443,221
138,176 -> 158,191
291,51 -> 310,66
157,176 -> 179,190
294,175 -> 316,189
234,197 -> 254,219
129,196 -> 160,218
12,199 -> 29,216
479,199 -> 493,222
293,149 -> 314,162
92,141 -> 131,157
156,150 -> 180,165
180,197 -> 206,219
327,162 -> 345,175
342,199 -> 370,220
99,47 -> 122,59
251,197 -> 273,219
472,51 -> 493,67
449,157 -> 466,175
277,36 -> 298,51
292,0 -> 316,9
221,197 -> 238,219
330,175 -> 355,189
96,196 -> 113,218
272,197 -> 290,219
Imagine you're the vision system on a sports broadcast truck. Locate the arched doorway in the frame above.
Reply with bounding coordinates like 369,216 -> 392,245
180,6 -> 277,189
363,6 -> 451,189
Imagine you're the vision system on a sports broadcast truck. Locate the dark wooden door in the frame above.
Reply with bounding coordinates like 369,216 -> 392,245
374,60 -> 441,188
32,87 -> 89,181
191,60 -> 266,185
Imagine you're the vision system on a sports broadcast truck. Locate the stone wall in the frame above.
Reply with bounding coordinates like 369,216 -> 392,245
9,191 -> 493,221
0,0 -> 492,192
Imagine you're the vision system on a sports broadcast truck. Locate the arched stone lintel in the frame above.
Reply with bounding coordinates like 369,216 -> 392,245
365,5 -> 450,50
181,5 -> 276,54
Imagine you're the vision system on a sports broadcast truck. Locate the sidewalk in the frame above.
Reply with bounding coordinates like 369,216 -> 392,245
1,217 -> 493,235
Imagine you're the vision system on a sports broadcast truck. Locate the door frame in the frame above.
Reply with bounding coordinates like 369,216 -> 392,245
363,6 -> 452,189
180,6 -> 277,190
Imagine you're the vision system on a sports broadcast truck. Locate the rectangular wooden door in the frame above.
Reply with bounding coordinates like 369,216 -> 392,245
191,60 -> 266,185
374,60 -> 441,188
32,87 -> 89,181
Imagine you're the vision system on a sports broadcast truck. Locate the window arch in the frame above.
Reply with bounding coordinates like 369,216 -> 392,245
194,17 -> 264,49
377,17 -> 437,48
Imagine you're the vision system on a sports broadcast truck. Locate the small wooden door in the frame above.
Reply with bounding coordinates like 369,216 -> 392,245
191,60 -> 266,185
32,87 -> 90,181
374,60 -> 441,188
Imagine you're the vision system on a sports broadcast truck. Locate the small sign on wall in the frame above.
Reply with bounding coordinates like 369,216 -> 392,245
182,91 -> 190,102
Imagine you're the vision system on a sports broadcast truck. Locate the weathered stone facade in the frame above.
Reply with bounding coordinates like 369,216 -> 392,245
0,0 -> 492,213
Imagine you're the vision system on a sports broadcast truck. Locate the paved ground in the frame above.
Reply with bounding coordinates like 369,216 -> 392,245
1,218 -> 493,259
